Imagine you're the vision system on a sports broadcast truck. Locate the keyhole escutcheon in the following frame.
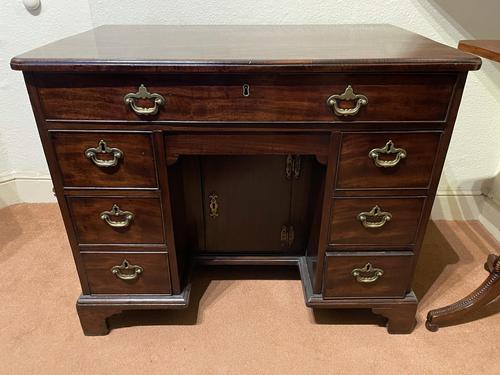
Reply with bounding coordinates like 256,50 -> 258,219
242,84 -> 250,97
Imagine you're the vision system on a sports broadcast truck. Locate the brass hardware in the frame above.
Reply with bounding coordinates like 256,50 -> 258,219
326,85 -> 368,117
280,225 -> 295,248
85,140 -> 123,168
243,83 -> 250,97
208,193 -> 219,218
351,263 -> 384,283
281,225 -> 288,246
285,155 -> 301,179
293,156 -> 301,179
111,259 -> 143,281
369,140 -> 407,168
288,225 -> 295,247
100,204 -> 135,228
286,154 -> 293,179
124,84 -> 166,116
357,205 -> 392,229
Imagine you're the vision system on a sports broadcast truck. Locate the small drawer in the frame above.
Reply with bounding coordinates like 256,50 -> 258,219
323,251 -> 414,298
67,197 -> 164,245
81,252 -> 171,294
51,131 -> 157,188
329,197 -> 425,246
37,73 -> 455,122
336,132 -> 441,189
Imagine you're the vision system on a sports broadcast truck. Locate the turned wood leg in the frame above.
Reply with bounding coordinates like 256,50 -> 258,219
372,303 -> 418,334
76,305 -> 122,336
426,254 -> 500,332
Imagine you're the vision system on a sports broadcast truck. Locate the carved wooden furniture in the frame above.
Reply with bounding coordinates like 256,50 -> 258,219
426,254 -> 500,331
426,39 -> 499,331
11,25 -> 480,335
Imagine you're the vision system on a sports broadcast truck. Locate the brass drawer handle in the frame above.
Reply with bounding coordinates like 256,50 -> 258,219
111,259 -> 143,280
124,84 -> 165,116
357,205 -> 392,229
352,263 -> 384,283
369,140 -> 407,168
326,85 -> 368,117
85,140 -> 123,168
100,204 -> 135,228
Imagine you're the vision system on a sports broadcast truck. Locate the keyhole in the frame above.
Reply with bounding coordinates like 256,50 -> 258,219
242,84 -> 250,97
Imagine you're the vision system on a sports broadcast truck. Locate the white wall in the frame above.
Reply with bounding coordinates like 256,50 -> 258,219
0,0 -> 93,206
1,0 -> 499,237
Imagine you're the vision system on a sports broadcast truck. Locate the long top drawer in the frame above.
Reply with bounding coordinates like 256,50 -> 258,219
36,73 -> 456,122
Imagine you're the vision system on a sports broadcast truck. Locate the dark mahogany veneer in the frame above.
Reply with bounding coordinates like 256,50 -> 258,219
11,25 -> 481,335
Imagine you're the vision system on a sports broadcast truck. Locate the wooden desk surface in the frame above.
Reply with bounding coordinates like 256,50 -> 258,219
11,24 -> 481,73
458,40 -> 500,63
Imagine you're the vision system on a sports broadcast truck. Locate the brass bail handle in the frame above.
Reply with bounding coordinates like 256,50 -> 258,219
351,263 -> 384,283
326,85 -> 368,117
369,140 -> 407,168
100,204 -> 135,228
124,84 -> 166,116
111,259 -> 143,281
85,140 -> 123,168
357,205 -> 392,229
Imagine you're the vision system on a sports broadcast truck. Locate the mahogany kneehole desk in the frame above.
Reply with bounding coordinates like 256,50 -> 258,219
11,25 -> 481,335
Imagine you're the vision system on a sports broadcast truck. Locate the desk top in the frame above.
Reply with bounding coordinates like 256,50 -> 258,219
11,24 -> 481,73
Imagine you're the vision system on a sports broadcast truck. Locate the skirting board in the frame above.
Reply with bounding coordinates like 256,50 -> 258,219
431,194 -> 499,241
0,176 -> 55,208
477,197 -> 500,242
0,176 -> 498,241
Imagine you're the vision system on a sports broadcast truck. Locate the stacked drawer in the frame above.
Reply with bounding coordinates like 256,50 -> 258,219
324,95 -> 450,298
49,130 -> 172,295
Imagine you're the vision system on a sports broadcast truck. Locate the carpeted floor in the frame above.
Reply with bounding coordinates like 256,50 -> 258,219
0,203 -> 498,374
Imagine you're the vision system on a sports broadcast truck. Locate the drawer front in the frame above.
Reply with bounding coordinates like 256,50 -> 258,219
68,197 -> 164,244
323,251 -> 414,298
51,131 -> 157,188
336,132 -> 441,189
329,198 -> 425,245
81,252 -> 171,294
38,73 -> 455,122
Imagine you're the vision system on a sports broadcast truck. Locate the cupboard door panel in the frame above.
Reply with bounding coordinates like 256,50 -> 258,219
202,156 -> 292,253
290,155 -> 322,253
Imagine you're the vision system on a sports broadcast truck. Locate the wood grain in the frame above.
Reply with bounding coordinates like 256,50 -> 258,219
323,251 -> 414,298
50,131 -> 157,188
67,196 -> 165,244
458,40 -> 500,63
81,252 -> 172,294
11,25 -> 481,73
35,73 -> 455,122
165,133 -> 331,165
329,197 -> 425,246
11,25 -> 480,335
202,155 -> 292,253
336,132 -> 441,189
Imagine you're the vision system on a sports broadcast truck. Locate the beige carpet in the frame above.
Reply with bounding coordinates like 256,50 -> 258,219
0,203 -> 498,375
